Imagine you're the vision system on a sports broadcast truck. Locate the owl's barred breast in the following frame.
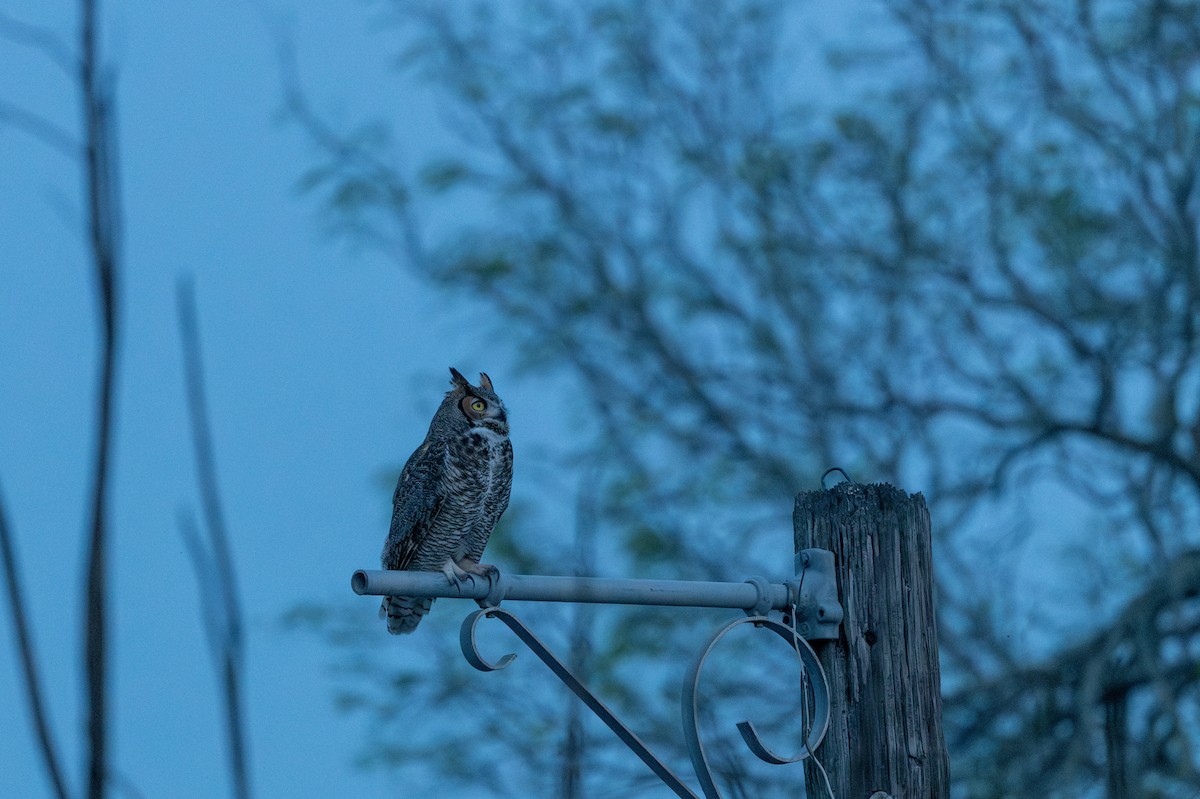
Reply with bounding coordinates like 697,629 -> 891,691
405,429 -> 510,571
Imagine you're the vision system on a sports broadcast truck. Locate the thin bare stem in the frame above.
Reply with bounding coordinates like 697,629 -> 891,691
0,481 -> 71,799
81,0 -> 119,793
0,9 -> 77,76
0,98 -> 79,157
176,276 -> 252,799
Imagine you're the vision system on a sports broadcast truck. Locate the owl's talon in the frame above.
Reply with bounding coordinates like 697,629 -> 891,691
441,559 -> 472,591
455,557 -> 498,579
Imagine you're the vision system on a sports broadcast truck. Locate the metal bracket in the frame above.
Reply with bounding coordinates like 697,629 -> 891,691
356,555 -> 845,798
460,604 -> 831,799
789,548 -> 843,640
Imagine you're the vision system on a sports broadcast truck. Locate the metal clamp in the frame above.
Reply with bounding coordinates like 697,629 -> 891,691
742,576 -> 774,618
790,549 -> 842,640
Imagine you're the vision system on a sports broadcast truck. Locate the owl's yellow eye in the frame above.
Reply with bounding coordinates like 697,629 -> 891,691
470,399 -> 486,413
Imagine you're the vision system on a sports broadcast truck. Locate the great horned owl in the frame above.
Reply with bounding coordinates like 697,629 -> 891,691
380,367 -> 513,634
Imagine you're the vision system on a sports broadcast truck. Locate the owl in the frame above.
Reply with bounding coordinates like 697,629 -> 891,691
380,367 -> 513,634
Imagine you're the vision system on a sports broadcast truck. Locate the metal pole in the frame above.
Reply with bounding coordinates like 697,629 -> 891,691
352,569 -> 792,611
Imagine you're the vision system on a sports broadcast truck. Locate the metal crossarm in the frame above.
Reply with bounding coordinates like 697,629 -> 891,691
352,569 -> 793,611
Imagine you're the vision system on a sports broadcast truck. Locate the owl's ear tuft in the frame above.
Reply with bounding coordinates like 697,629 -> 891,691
478,372 -> 494,392
449,367 -> 469,388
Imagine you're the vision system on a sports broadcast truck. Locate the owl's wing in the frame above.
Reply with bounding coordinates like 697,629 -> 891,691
383,441 -> 445,571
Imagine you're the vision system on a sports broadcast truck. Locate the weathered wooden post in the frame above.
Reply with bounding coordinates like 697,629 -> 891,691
794,482 -> 949,799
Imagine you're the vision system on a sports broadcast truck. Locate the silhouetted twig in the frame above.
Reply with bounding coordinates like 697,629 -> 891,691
80,0 -> 120,797
176,275 -> 252,799
0,9 -> 76,75
0,97 -> 79,157
0,481 -> 71,799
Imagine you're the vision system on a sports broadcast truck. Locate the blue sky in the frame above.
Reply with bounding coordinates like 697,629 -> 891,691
0,2 -> 547,796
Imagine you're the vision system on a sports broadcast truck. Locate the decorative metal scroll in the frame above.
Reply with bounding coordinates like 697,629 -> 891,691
682,615 -> 830,796
459,604 -> 830,799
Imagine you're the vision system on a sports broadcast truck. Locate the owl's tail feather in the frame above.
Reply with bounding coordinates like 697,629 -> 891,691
382,595 -> 433,635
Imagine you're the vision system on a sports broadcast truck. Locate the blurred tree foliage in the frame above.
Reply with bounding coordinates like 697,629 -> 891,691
294,0 -> 1200,796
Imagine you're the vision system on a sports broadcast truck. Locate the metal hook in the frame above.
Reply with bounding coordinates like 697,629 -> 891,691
459,608 -> 518,671
820,466 -> 855,490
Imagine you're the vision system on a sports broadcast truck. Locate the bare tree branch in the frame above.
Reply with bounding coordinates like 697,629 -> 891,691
79,0 -> 120,796
176,276 -> 252,799
947,550 -> 1200,795
0,480 -> 71,799
0,9 -> 77,76
0,98 -> 79,157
